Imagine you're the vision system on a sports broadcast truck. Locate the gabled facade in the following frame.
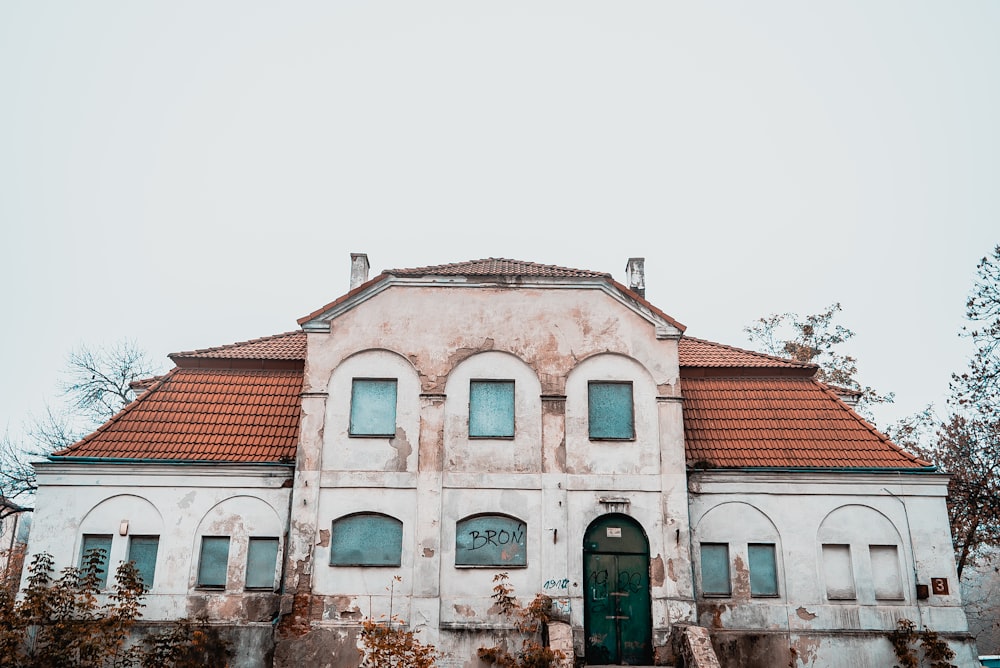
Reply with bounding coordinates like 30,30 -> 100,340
24,257 -> 978,667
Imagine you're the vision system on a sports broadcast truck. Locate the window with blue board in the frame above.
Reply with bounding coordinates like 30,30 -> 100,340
350,379 -> 398,437
197,536 -> 230,588
330,513 -> 403,566
588,382 -> 634,440
700,543 -> 731,596
80,534 -> 113,589
748,543 -> 778,597
245,537 -> 280,589
128,536 -> 159,590
469,380 -> 515,438
456,515 -> 527,567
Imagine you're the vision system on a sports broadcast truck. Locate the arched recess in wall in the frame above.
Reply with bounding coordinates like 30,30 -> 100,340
443,350 -> 542,473
692,501 -> 783,599
77,494 -> 164,590
564,352 -> 659,475
455,513 -> 527,567
190,495 -> 284,591
817,504 -> 907,603
325,348 -> 421,472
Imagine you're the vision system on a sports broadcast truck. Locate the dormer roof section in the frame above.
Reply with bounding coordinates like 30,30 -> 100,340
297,257 -> 686,337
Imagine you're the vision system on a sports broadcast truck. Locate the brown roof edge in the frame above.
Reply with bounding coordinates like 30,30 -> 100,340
608,279 -> 687,333
680,366 -> 817,378
297,273 -> 389,325
681,336 -> 818,369
53,372 -> 173,457
814,382 -> 933,468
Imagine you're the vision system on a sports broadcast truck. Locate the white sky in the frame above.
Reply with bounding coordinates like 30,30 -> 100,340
1,1 -> 998,439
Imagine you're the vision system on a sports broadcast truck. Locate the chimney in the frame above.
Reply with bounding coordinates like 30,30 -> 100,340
626,257 -> 645,298
350,253 -> 370,290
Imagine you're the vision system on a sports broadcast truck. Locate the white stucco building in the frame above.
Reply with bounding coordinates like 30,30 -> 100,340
23,256 -> 978,667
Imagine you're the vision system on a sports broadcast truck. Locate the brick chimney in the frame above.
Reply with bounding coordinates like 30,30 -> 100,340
350,253 -> 370,290
626,257 -> 645,298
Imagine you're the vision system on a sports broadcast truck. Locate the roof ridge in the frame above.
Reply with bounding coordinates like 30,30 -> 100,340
681,335 -> 818,368
813,381 -> 932,467
170,330 -> 303,359
385,257 -> 612,278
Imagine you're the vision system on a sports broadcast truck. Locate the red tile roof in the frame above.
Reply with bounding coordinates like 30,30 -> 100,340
171,331 -> 306,362
386,258 -> 611,278
53,368 -> 301,463
682,377 -> 929,469
679,337 -> 815,370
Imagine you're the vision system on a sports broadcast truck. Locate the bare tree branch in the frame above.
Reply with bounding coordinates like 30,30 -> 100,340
744,302 -> 894,417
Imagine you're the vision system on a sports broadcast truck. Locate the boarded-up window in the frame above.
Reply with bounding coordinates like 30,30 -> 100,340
80,534 -> 113,589
198,536 -> 230,588
870,545 -> 904,600
128,536 -> 159,590
330,514 -> 403,566
456,515 -> 527,567
469,380 -> 515,438
350,379 -> 398,436
588,382 -> 634,440
748,543 -> 779,597
246,537 -> 279,589
822,544 -> 856,600
700,543 -> 730,596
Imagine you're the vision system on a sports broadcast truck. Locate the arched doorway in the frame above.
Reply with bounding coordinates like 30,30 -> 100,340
583,514 -> 652,665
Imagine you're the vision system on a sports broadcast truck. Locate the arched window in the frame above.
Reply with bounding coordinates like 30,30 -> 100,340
330,513 -> 403,566
455,514 -> 526,567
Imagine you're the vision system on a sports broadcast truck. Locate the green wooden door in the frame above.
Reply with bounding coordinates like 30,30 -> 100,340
583,515 -> 652,665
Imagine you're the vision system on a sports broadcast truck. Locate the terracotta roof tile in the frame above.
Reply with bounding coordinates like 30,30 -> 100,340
679,337 -> 815,369
386,258 -> 611,278
53,368 -> 301,463
682,376 -> 929,469
171,331 -> 305,361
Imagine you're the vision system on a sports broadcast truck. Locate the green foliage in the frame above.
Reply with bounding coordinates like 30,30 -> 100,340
358,576 -> 437,668
889,618 -> 957,668
0,550 -> 232,668
744,302 -> 893,415
477,572 -> 565,668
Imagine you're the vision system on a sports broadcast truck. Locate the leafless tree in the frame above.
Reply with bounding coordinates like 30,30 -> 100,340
0,340 -> 157,514
745,302 -> 894,416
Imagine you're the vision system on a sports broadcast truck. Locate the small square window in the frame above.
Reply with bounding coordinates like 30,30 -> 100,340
197,536 -> 230,588
748,543 -> 779,597
128,536 -> 159,591
350,379 -> 398,437
700,543 -> 731,596
588,382 -> 634,440
80,534 -> 113,589
246,537 -> 280,590
469,380 -> 515,438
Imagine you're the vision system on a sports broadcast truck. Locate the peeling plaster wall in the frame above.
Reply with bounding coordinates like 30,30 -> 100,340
689,471 -> 978,667
281,284 -> 695,664
25,463 -> 292,622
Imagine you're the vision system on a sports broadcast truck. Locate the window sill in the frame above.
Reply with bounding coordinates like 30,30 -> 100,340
589,437 -> 636,442
701,593 -> 732,598
195,585 -> 226,591
469,435 -> 516,440
348,433 -> 397,439
750,594 -> 781,599
329,563 -> 401,568
455,564 -> 528,569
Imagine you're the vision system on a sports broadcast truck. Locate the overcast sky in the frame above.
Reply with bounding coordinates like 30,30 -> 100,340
1,1 -> 998,441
